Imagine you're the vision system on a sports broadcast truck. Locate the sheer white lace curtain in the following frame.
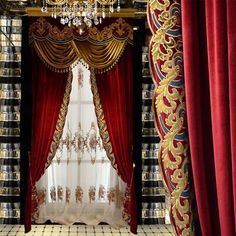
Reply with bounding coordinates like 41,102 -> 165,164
34,63 -> 127,228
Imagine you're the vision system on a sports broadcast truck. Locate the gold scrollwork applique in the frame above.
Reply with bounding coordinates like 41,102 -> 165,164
147,0 -> 194,235
29,17 -> 133,44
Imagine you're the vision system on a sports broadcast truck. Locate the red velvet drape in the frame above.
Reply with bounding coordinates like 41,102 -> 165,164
24,53 -> 68,233
96,46 -> 137,234
182,0 -> 236,235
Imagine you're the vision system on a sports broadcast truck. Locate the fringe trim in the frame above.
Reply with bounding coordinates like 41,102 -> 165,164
32,40 -> 128,74
94,41 -> 128,74
33,43 -> 75,73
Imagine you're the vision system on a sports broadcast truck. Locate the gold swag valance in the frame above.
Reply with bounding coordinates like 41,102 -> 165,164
29,17 -> 133,73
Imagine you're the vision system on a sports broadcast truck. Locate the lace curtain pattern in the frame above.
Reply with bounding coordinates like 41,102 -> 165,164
34,63 -> 127,228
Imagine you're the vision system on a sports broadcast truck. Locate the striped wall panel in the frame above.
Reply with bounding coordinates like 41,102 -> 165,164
141,28 -> 170,224
0,15 -> 21,224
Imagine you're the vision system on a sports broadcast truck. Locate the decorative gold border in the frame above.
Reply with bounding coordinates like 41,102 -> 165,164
29,17 -> 133,44
29,17 -> 132,74
90,69 -> 117,171
147,0 -> 194,235
44,70 -> 72,170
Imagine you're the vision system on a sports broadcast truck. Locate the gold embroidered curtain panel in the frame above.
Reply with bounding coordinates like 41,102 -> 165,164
29,17 -> 133,73
27,17 -> 137,234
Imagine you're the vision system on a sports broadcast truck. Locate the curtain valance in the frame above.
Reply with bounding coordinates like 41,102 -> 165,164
26,17 -> 137,234
29,17 -> 133,73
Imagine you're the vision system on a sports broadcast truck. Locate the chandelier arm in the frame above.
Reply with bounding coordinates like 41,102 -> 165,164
43,0 -> 119,26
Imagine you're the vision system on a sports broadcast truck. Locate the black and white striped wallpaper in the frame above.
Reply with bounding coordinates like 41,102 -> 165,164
141,30 -> 169,224
0,16 -> 21,224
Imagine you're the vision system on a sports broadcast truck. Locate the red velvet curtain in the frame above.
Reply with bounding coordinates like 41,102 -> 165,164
96,46 -> 137,234
182,0 -> 236,235
24,53 -> 68,233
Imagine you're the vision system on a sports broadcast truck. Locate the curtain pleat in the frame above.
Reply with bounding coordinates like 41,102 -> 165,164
29,17 -> 132,73
227,0 -> 236,232
182,0 -> 236,235
33,41 -> 78,72
73,40 -> 126,71
95,46 -> 137,234
34,64 -> 127,229
24,53 -> 71,233
26,17 -> 137,234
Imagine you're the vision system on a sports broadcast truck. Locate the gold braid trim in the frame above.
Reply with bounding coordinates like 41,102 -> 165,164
90,70 -> 117,170
45,70 -> 73,169
29,17 -> 133,44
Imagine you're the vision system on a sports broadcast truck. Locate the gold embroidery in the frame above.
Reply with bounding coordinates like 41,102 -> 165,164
57,185 -> 63,201
77,67 -> 84,87
45,71 -> 72,169
50,186 -> 56,202
148,0 -> 194,235
35,185 -> 125,206
66,187 -> 71,203
90,69 -> 117,171
36,187 -> 46,205
75,186 -> 83,203
88,186 -> 96,203
29,17 -> 132,73
29,17 -> 133,43
54,121 -> 104,164
98,185 -> 106,200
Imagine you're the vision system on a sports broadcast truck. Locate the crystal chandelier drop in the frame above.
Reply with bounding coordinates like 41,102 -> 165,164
41,0 -> 120,27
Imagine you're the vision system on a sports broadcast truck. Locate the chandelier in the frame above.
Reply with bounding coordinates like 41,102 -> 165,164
41,0 -> 120,27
